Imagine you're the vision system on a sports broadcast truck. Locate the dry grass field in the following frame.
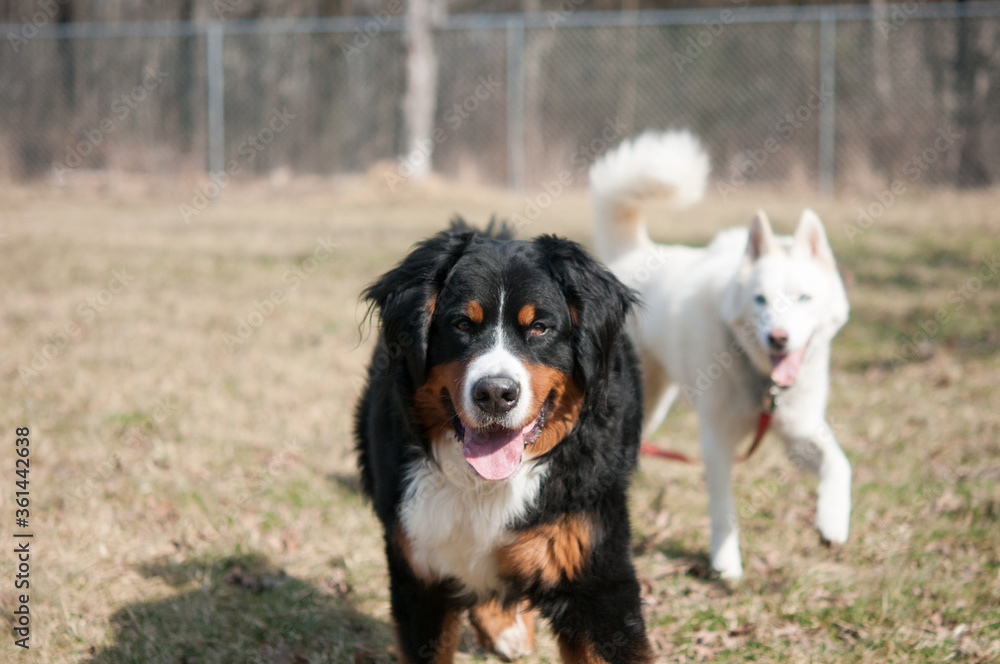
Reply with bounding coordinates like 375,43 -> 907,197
1,172 -> 998,663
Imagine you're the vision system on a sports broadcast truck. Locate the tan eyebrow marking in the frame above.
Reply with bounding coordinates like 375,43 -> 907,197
518,303 -> 536,326
466,301 -> 484,324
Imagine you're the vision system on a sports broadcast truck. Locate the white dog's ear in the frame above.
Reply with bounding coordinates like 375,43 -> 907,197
794,208 -> 836,269
746,210 -> 777,261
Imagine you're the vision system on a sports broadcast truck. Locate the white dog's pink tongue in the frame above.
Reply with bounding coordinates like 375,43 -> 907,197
770,346 -> 807,387
462,420 -> 534,481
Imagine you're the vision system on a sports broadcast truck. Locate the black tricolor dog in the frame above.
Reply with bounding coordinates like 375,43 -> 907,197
355,220 -> 652,664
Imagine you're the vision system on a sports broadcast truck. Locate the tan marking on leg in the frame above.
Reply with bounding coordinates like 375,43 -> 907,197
395,625 -> 413,664
517,303 -> 536,326
558,635 -> 653,664
433,608 -> 462,664
469,598 -> 536,660
497,514 -> 593,588
395,610 -> 465,664
558,637 -> 605,664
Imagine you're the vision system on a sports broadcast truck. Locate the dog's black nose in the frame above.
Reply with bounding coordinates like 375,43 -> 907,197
768,329 -> 789,350
472,376 -> 520,415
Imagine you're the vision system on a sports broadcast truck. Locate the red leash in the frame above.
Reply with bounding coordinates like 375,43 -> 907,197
638,442 -> 697,463
737,410 -> 772,462
640,384 -> 781,464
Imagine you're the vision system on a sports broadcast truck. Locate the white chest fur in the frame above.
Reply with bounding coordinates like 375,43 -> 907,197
399,435 -> 547,596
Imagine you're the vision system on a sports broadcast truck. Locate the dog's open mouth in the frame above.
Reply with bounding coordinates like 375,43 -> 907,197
769,344 -> 809,387
444,393 -> 550,481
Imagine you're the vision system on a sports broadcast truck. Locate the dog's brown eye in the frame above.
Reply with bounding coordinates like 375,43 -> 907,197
455,318 -> 472,332
530,322 -> 548,335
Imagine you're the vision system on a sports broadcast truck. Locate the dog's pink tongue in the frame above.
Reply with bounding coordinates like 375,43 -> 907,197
462,425 -> 527,481
770,346 -> 807,387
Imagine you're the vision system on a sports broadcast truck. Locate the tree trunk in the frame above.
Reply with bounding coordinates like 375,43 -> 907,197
523,0 -> 554,186
617,0 -> 639,135
953,6 -> 991,188
56,1 -> 75,112
403,0 -> 441,179
870,0 -> 901,178
176,0 -> 195,153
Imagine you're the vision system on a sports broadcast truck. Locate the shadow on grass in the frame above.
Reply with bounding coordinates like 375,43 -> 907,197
84,552 -> 396,664
634,537 -> 737,595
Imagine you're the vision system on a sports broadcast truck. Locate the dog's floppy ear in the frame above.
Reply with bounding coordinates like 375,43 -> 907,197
363,226 -> 475,384
746,209 -> 777,261
534,235 -> 639,403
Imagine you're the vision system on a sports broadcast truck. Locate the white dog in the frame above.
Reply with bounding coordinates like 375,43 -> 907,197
589,131 -> 851,579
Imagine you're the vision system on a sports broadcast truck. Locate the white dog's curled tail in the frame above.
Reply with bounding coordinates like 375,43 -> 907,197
589,130 -> 710,262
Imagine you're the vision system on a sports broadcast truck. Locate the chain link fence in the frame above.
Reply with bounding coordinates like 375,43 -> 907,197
1,2 -> 998,192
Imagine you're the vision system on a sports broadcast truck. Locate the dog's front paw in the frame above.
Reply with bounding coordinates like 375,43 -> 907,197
815,507 -> 849,545
714,562 -> 743,580
710,527 -> 744,579
815,483 -> 850,545
711,547 -> 744,580
492,614 -> 534,661
470,599 -> 535,662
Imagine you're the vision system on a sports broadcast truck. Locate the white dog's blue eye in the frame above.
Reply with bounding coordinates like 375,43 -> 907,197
754,294 -> 767,305
799,294 -> 812,302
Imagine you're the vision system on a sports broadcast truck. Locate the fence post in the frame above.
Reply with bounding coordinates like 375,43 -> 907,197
506,16 -> 526,191
206,21 -> 225,174
818,10 -> 836,195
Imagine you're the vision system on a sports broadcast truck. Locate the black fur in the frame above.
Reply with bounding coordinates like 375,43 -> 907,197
355,220 -> 651,664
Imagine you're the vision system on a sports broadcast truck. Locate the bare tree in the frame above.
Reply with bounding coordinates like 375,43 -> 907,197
953,7 -> 992,188
403,0 -> 444,179
616,0 -> 639,135
869,0 -> 903,174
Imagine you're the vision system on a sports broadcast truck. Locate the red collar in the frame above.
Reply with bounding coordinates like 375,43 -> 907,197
737,382 -> 781,462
